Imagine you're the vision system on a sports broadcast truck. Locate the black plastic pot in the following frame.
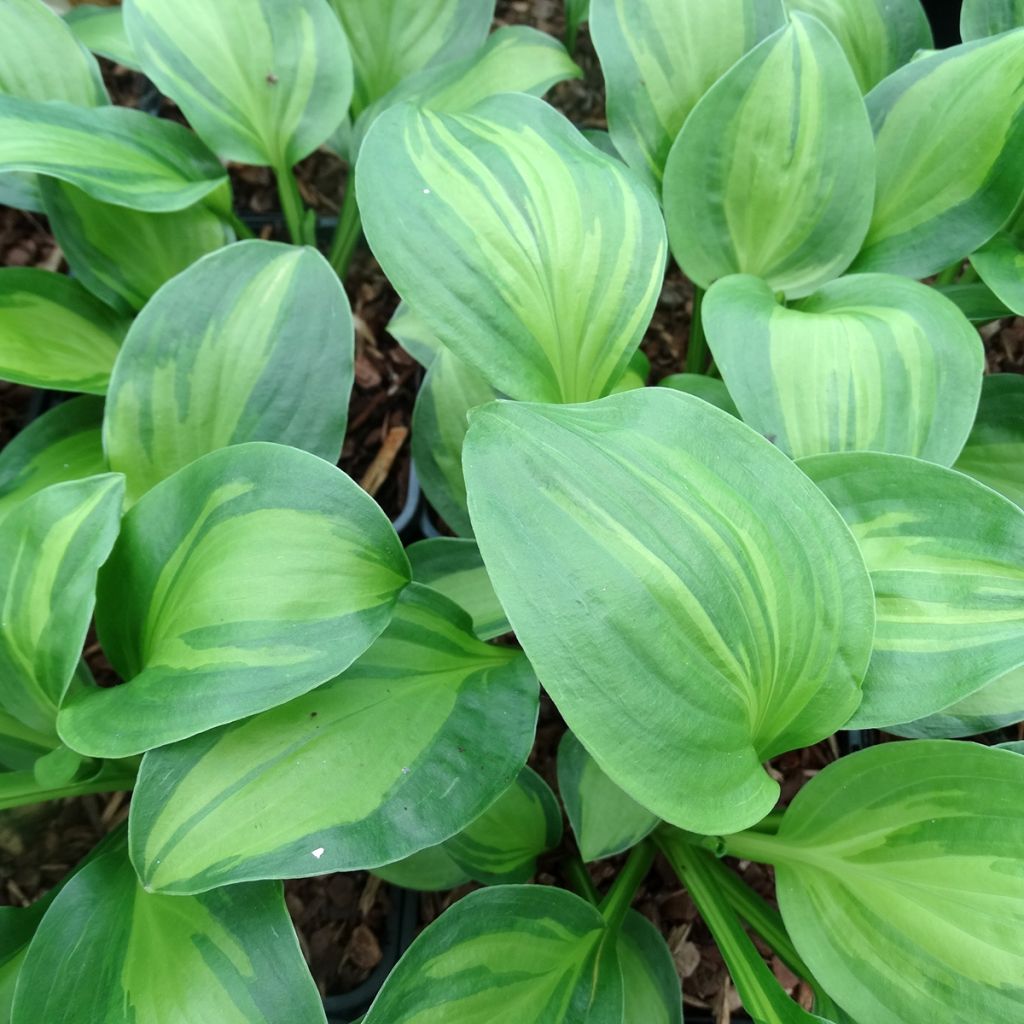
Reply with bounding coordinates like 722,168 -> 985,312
921,0 -> 963,49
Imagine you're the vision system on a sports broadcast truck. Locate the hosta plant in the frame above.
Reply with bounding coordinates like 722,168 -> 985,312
1,1 -> 1024,1023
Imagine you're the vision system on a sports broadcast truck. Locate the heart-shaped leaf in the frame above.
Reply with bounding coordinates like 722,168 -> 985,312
0,268 -> 128,394
0,396 -> 105,525
852,30 -> 1024,277
129,584 -> 537,894
0,475 -> 124,737
124,0 -> 352,168
955,374 -> 1024,507
463,389 -> 875,835
58,442 -> 410,758
11,844 -> 326,1024
801,451 -> 1024,729
785,0 -> 932,92
703,273 -> 984,463
590,0 -> 786,191
104,241 -> 353,504
961,0 -> 1024,39
723,741 -> 1024,1024
663,13 -> 874,298
358,93 -> 667,403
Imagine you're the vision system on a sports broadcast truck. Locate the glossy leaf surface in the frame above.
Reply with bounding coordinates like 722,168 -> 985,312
703,273 -> 983,463
0,476 -> 124,737
124,0 -> 352,167
802,452 -> 1024,729
726,742 -> 1024,1024
359,93 -> 666,403
853,31 -> 1024,277
11,846 -> 326,1024
129,585 -> 537,893
104,241 -> 353,504
58,443 -> 410,757
954,374 -> 1024,507
0,269 -> 127,393
464,390 -> 875,835
590,0 -> 786,191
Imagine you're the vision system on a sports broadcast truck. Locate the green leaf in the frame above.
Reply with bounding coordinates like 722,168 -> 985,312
723,741 -> 1024,1024
0,475 -> 124,737
11,845 -> 326,1024
886,664 -> 1024,738
129,584 -> 537,894
0,269 -> 128,394
558,731 -> 658,863
463,390 -> 875,835
852,31 -> 1024,277
0,758 -> 136,812
618,911 -> 684,1024
407,537 -> 509,640
969,214 -> 1024,316
412,347 -> 498,537
104,241 -> 353,505
566,0 -> 591,50
658,373 -> 740,418
703,273 -> 984,463
329,0 -> 494,116
352,26 -> 582,154
784,0 -> 932,92
387,301 -> 442,369
0,711 -> 56,771
358,93 -> 667,403
64,4 -> 140,70
40,179 -> 228,313
961,0 -> 1024,39
0,0 -> 107,106
590,0 -> 786,191
663,13 -> 874,299
955,374 -> 1024,507
124,0 -> 352,168
0,396 -> 106,526
800,452 -> 1024,729
58,442 -> 410,758
0,96 -> 228,212
363,885 -> 623,1024
374,844 -> 471,892
443,767 -> 562,885
936,280 -> 1012,324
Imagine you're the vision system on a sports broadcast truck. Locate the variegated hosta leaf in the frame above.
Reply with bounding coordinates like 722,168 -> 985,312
11,845 -> 327,1024
0,758 -> 137,812
104,241 -> 353,504
852,30 -> 1024,277
961,0 -> 1024,39
374,843 -> 472,892
0,0 -> 105,104
387,301 -> 442,369
124,0 -> 351,168
969,205 -> 1024,316
0,96 -> 228,212
64,3 -> 140,70
658,374 -> 740,418
557,731 -> 658,863
58,442 -> 410,758
938,280 -> 1013,324
363,886 -> 623,1024
41,178 -> 228,313
663,14 -> 874,298
129,584 -> 537,894
618,911 -> 684,1024
351,26 -> 582,154
887,664 -> 1024,738
703,273 -> 984,463
0,476 -> 123,738
723,741 -> 1024,1024
358,93 -> 667,403
412,347 -> 498,537
406,537 -> 509,640
329,0 -> 494,117
589,0 -> 786,192
801,452 -> 1024,729
0,269 -> 128,394
954,374 -> 1024,507
463,390 -> 875,835
784,0 -> 932,92
0,396 -> 105,526
0,710 -> 56,771
443,767 -> 562,885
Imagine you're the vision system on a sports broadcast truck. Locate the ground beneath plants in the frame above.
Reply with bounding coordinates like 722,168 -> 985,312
3,2 -> 1024,1021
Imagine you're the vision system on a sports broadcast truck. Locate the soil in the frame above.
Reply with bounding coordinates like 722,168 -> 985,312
1,2 -> 1022,1022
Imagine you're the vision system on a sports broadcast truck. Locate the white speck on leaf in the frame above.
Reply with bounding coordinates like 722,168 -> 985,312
312,847 -> 325,859
401,767 -> 410,775
422,188 -> 431,194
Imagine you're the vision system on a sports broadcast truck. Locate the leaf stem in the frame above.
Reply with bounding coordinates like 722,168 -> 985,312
564,854 -> 601,905
226,210 -> 255,241
274,160 -> 310,245
959,263 -> 980,285
0,762 -> 138,812
686,285 -> 708,374
328,174 -> 362,280
598,840 -> 654,932
934,261 -> 962,287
